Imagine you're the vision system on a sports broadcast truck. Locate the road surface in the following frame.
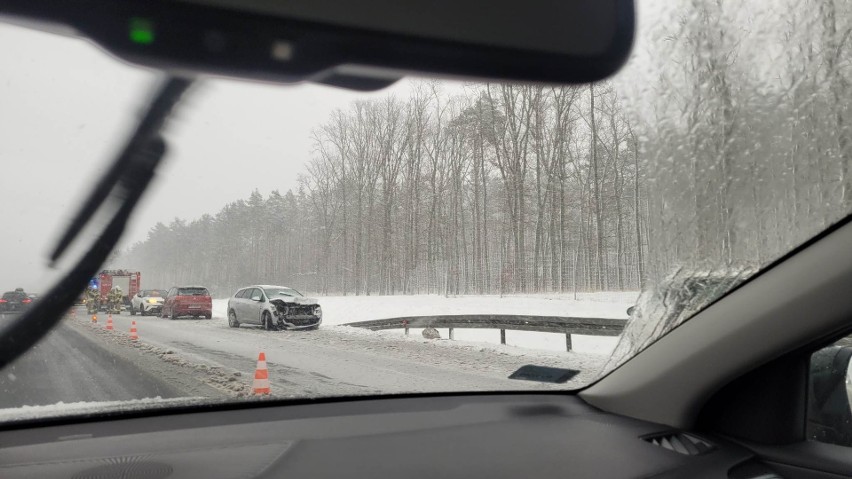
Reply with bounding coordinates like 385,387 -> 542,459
0,320 -> 220,408
0,306 -> 607,412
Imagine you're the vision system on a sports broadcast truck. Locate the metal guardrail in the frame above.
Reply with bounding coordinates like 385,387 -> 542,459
343,314 -> 627,351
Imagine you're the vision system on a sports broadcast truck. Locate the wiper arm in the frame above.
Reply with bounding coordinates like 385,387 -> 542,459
0,76 -> 194,370
49,77 -> 194,264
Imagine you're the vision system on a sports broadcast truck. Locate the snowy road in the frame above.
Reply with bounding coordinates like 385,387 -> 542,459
95,315 -> 600,397
98,308 -> 608,398
0,321 -> 222,408
0,294 -> 634,410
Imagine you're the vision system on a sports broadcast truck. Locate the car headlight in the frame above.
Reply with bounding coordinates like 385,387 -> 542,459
314,306 -> 322,319
147,298 -> 159,304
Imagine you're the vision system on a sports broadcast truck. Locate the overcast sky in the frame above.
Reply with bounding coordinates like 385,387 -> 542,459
0,1 -> 672,291
0,22 -> 442,290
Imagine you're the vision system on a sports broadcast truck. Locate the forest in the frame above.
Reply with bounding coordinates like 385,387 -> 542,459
120,1 -> 851,298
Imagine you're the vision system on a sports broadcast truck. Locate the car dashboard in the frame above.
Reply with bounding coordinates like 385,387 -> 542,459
0,394 -> 780,479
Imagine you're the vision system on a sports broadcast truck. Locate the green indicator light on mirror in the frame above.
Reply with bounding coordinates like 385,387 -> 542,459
129,17 -> 155,45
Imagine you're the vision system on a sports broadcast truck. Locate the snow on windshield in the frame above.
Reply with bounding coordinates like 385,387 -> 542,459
0,0 -> 850,416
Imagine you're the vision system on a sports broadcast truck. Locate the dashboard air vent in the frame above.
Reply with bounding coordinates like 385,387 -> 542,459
642,432 -> 715,455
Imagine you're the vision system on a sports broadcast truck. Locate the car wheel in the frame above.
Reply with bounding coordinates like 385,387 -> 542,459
204,314 -> 212,320
262,312 -> 275,331
171,310 -> 178,320
228,310 -> 239,328
130,305 -> 136,316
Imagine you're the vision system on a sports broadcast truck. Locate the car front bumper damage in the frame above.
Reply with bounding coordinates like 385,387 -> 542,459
270,299 -> 321,330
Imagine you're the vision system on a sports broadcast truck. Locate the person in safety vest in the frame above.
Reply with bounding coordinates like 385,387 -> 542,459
86,287 -> 100,314
107,287 -> 124,314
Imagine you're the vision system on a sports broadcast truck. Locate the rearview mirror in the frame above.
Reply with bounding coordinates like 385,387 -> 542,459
1,0 -> 634,89
808,345 -> 852,447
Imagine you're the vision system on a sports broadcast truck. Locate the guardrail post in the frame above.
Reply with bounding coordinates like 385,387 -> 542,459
565,333 -> 572,352
403,320 -> 409,336
500,329 -> 506,345
449,327 -> 454,340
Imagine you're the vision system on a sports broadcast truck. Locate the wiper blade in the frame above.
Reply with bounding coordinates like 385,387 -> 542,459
49,77 -> 193,264
0,76 -> 193,370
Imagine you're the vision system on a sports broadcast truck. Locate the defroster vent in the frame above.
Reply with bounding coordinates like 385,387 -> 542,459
642,432 -> 715,455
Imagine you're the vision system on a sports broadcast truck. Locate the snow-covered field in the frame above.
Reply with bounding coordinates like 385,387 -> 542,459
213,292 -> 637,356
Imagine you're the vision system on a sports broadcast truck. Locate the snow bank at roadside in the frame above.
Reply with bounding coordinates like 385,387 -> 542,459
0,397 -> 211,422
213,292 -> 637,355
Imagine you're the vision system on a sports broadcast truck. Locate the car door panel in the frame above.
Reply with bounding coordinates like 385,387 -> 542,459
247,288 -> 262,324
741,442 -> 852,479
235,290 -> 249,323
233,289 -> 248,324
697,336 -> 852,478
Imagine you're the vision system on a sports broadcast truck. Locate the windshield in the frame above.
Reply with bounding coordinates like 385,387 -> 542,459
142,290 -> 163,297
263,287 -> 302,298
1,0 -> 850,419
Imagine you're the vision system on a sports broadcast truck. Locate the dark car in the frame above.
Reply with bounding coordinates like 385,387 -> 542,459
162,286 -> 213,319
0,289 -> 32,313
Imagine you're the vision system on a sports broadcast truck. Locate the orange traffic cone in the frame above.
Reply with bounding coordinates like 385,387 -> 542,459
91,314 -> 97,324
252,351 -> 271,395
129,320 -> 138,341
105,315 -> 114,331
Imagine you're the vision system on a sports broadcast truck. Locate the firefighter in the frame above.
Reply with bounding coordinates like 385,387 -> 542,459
107,287 -> 124,314
86,287 -> 100,314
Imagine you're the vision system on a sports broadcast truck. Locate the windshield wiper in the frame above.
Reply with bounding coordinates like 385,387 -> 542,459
0,76 -> 194,370
49,78 -> 193,264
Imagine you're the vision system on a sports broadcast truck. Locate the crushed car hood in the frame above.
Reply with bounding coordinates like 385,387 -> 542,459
269,296 -> 319,306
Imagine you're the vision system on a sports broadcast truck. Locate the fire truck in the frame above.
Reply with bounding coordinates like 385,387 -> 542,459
91,270 -> 141,310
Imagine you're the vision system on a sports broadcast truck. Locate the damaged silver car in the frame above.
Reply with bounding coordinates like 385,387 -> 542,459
227,285 -> 322,331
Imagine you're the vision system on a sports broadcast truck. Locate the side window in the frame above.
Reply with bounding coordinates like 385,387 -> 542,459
235,289 -> 246,299
167,288 -> 176,298
807,337 -> 852,447
250,289 -> 262,301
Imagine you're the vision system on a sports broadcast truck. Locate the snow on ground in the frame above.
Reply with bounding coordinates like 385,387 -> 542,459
0,397 -> 210,422
213,292 -> 637,356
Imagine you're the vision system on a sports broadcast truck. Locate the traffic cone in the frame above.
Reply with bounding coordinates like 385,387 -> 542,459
105,315 -> 114,331
252,351 -> 271,395
129,320 -> 138,341
91,314 -> 97,324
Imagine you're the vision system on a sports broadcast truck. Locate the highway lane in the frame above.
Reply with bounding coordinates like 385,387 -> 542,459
0,316 -> 218,409
0,305 -> 602,412
100,307 -> 602,398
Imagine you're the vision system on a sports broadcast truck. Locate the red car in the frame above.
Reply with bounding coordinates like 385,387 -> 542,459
161,286 -> 212,319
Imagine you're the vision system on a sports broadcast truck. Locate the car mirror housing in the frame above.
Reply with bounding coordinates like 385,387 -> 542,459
808,345 -> 852,447
0,0 -> 634,89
